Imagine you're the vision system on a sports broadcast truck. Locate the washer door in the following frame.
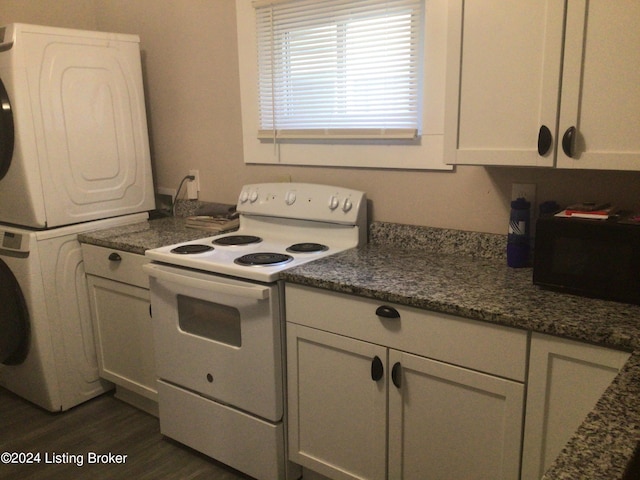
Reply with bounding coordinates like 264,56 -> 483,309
0,259 -> 29,365
0,78 -> 14,181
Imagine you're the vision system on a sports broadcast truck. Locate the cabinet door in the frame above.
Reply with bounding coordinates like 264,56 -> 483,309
388,350 -> 524,480
287,324 -> 387,480
521,333 -> 630,480
557,0 -> 640,170
87,275 -> 157,400
445,0 -> 565,166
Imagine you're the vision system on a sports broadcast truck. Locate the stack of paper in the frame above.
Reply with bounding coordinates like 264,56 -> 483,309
554,203 -> 616,219
185,216 -> 239,232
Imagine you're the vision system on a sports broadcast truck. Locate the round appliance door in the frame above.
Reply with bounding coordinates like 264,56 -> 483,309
0,258 -> 29,365
0,77 -> 14,181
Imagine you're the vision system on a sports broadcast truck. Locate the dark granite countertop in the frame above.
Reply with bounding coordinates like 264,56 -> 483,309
77,202 -> 237,254
282,244 -> 640,352
78,216 -> 211,255
282,222 -> 640,480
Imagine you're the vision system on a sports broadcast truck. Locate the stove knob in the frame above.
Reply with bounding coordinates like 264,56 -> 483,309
249,190 -> 259,203
285,191 -> 296,205
342,198 -> 353,213
239,190 -> 249,203
329,195 -> 340,210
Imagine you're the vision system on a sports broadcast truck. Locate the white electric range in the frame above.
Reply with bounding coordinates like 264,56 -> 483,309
143,183 -> 367,480
146,182 -> 367,281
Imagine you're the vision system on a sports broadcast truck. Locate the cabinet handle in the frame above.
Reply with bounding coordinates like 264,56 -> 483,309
108,252 -> 122,262
391,362 -> 402,389
376,305 -> 400,319
562,126 -> 576,158
537,125 -> 552,156
371,356 -> 384,381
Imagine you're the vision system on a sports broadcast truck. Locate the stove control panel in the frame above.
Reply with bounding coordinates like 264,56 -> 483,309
237,183 -> 366,225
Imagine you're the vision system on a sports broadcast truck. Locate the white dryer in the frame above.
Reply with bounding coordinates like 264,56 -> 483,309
0,213 -> 148,411
0,23 -> 154,229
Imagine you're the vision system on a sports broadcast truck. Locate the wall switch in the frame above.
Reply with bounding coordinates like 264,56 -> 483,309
187,169 -> 200,200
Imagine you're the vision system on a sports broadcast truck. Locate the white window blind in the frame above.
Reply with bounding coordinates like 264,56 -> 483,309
254,0 -> 424,140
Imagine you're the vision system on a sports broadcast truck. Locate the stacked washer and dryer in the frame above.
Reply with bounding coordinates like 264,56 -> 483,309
0,23 -> 155,411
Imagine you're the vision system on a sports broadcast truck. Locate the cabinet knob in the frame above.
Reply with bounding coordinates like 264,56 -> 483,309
391,362 -> 402,389
562,126 -> 576,158
538,125 -> 552,156
376,305 -> 400,319
108,252 -> 122,262
371,356 -> 384,381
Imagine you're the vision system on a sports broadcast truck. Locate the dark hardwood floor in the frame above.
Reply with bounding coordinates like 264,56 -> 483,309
0,387 -> 252,480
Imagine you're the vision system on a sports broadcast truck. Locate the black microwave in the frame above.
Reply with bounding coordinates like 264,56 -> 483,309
533,215 -> 640,305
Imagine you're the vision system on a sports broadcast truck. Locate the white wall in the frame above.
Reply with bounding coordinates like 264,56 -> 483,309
0,0 -> 98,30
2,0 -> 640,234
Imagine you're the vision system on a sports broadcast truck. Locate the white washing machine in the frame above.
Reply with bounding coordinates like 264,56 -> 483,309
0,213 -> 148,411
0,23 -> 155,229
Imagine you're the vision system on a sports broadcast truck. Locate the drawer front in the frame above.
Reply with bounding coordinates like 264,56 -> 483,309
158,380 -> 290,480
82,244 -> 149,288
286,284 -> 528,381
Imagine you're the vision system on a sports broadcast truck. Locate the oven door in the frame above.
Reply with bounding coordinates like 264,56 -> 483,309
144,262 -> 284,422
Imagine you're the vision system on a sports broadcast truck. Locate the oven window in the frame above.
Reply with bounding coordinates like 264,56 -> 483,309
177,295 -> 241,347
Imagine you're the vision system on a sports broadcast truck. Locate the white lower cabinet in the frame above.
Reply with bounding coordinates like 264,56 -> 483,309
286,285 -> 527,480
81,244 -> 158,414
288,326 -> 387,480
387,350 -> 524,480
521,333 -> 630,480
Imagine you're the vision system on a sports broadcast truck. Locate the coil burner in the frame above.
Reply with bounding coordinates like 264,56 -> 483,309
212,235 -> 262,246
170,244 -> 214,254
286,243 -> 329,253
234,252 -> 293,267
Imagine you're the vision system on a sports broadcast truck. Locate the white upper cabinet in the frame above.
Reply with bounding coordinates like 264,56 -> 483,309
445,0 -> 564,167
557,0 -> 640,169
445,0 -> 640,170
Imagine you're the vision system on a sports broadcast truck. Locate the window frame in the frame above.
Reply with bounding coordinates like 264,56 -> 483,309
236,0 -> 452,170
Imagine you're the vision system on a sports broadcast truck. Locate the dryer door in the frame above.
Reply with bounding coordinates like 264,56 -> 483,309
0,77 -> 13,181
0,258 -> 29,365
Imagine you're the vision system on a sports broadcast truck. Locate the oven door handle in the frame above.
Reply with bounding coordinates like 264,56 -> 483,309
143,263 -> 270,300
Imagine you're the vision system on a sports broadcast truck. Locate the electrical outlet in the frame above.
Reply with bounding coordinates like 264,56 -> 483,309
157,186 -> 176,203
511,183 -> 536,206
187,169 -> 200,200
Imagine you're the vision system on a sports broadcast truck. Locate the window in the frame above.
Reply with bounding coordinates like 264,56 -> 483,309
255,0 -> 423,140
236,0 -> 451,170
